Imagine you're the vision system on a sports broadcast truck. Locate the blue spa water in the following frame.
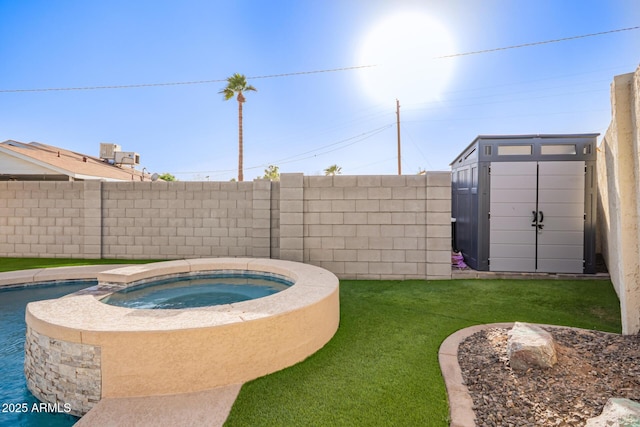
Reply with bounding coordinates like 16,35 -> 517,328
0,280 -> 96,427
102,271 -> 293,309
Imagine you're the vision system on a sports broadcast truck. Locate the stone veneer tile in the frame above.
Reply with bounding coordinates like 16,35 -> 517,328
24,327 -> 101,417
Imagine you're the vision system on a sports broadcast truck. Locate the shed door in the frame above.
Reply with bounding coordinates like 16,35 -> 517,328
489,161 -> 585,273
536,161 -> 585,273
489,162 -> 537,272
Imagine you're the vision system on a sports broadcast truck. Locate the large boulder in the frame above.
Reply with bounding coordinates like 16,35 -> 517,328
585,398 -> 640,427
507,322 -> 557,370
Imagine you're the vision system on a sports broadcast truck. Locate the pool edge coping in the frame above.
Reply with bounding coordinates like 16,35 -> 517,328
25,258 -> 339,333
0,265 -> 134,289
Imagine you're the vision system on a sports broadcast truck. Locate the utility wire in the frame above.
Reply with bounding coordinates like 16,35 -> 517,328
248,65 -> 376,80
0,65 -> 376,93
436,26 -> 640,58
173,124 -> 393,176
1,26 -> 637,93
267,124 -> 393,164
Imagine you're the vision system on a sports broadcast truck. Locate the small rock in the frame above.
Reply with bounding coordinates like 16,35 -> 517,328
585,398 -> 640,427
507,322 -> 557,370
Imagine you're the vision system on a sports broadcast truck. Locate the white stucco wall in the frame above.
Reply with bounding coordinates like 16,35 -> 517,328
598,65 -> 640,334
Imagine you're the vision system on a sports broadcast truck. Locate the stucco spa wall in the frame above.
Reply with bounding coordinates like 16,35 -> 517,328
24,258 -> 340,413
0,173 -> 451,280
597,64 -> 640,334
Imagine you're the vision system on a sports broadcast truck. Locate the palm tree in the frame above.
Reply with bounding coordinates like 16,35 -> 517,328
219,73 -> 257,182
324,164 -> 342,176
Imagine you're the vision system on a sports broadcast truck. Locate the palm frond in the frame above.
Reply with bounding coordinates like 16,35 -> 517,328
219,73 -> 257,99
218,88 -> 235,100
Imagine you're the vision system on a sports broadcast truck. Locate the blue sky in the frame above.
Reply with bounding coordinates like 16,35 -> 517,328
1,0 -> 639,180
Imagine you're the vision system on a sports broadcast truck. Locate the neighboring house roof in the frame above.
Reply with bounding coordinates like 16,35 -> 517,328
0,140 -> 149,181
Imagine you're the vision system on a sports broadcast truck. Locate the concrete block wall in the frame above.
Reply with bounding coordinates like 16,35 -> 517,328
251,179 -> 272,258
296,173 -> 451,280
426,173 -> 453,278
279,174 -> 304,262
0,181 -> 87,257
0,173 -> 451,280
270,182 -> 281,259
101,181 -> 256,259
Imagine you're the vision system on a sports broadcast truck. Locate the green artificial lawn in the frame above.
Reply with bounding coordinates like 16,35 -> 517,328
0,257 -> 157,273
225,279 -> 621,426
0,259 -> 620,425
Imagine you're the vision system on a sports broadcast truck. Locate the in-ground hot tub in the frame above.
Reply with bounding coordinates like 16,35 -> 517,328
101,270 -> 295,309
25,258 -> 340,416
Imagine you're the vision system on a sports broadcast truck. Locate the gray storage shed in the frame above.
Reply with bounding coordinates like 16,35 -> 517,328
451,134 -> 598,274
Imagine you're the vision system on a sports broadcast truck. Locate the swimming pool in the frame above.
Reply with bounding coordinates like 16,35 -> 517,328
0,281 -> 95,427
101,271 -> 293,309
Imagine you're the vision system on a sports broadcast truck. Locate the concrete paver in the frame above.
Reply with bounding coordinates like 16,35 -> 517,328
75,384 -> 242,427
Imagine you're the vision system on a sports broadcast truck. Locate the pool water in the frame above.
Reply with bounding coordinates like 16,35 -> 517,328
101,271 -> 293,309
0,281 -> 96,427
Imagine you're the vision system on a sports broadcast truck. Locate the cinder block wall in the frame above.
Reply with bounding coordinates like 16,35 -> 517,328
0,173 -> 452,280
101,181 -> 256,259
270,182 -> 281,259
293,174 -> 450,280
0,181 -> 87,257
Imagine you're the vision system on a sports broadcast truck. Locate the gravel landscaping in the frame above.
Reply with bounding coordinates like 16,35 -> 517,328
458,326 -> 640,426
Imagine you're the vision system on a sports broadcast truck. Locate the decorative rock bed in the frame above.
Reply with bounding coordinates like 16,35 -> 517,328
456,323 -> 640,426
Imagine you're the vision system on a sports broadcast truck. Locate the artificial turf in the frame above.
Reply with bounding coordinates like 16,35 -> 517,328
225,279 -> 621,426
0,259 -> 620,425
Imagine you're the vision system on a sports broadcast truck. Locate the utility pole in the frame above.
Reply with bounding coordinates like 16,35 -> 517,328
396,99 -> 401,175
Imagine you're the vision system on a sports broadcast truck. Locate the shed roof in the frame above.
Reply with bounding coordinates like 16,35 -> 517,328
450,133 -> 600,166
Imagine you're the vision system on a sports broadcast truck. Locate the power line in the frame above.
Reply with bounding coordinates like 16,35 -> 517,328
273,124 -> 392,165
0,78 -> 229,93
1,25 -> 637,93
173,124 -> 393,176
436,26 -> 640,58
248,65 -> 376,80
0,65 -> 376,93
267,124 -> 393,164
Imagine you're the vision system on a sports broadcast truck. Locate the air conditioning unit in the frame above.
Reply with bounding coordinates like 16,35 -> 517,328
114,151 -> 140,165
100,143 -> 121,160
